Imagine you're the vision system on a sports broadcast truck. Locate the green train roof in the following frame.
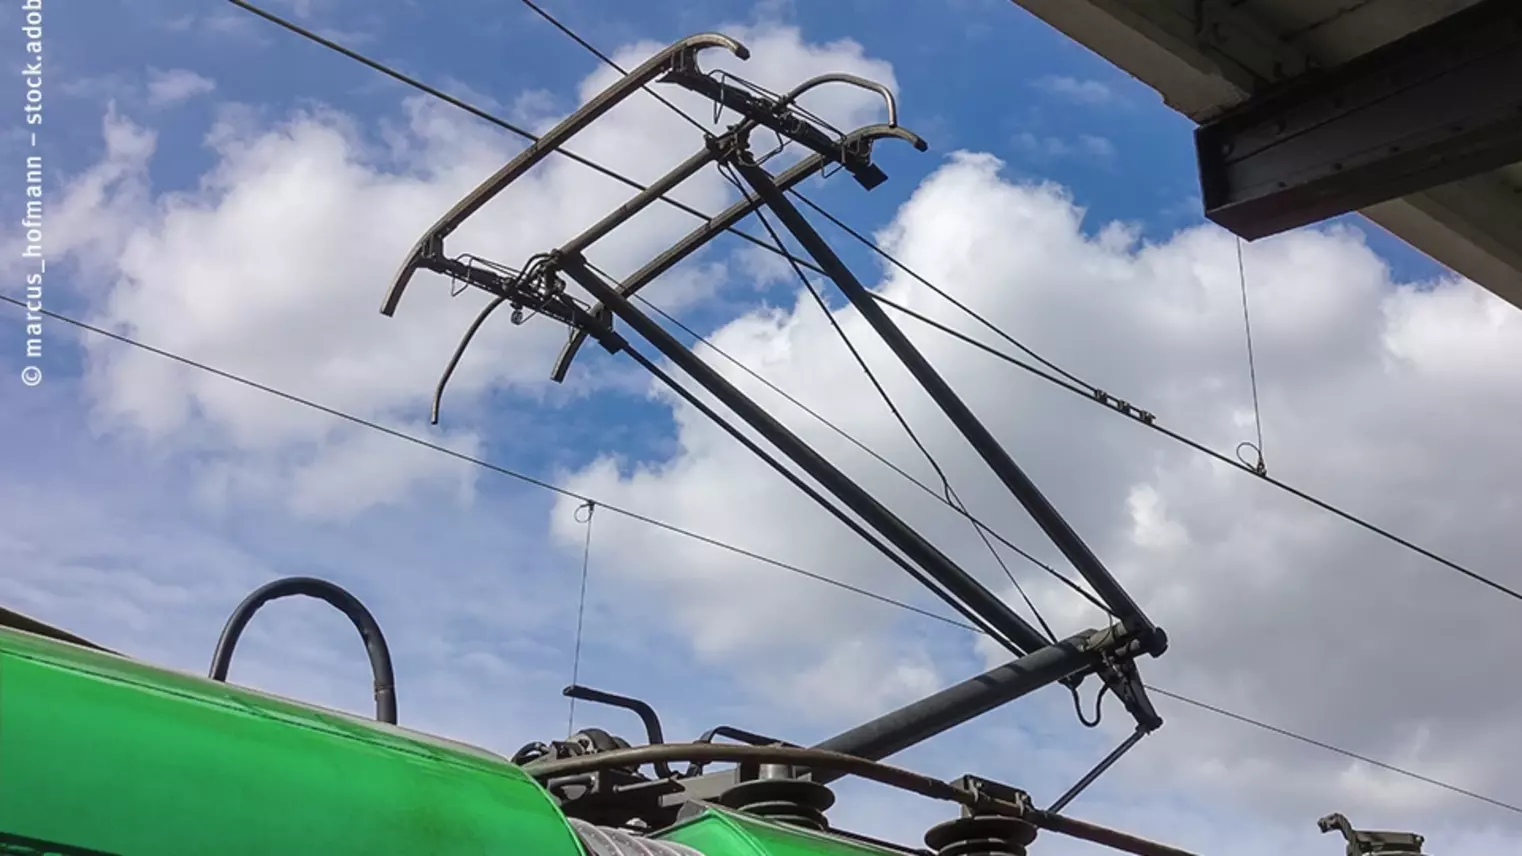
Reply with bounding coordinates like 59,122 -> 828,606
0,623 -> 586,855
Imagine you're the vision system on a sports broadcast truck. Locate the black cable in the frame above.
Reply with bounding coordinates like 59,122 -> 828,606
1,295 -> 965,634
567,500 -> 596,736
717,162 -> 1059,641
1145,686 -> 1522,815
1234,236 -> 1266,476
869,290 -> 1522,607
222,0 -> 824,277
8,292 -> 1517,818
791,189 -> 1107,398
518,0 -> 711,137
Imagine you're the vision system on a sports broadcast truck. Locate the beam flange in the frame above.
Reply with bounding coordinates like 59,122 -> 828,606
1195,0 -> 1522,240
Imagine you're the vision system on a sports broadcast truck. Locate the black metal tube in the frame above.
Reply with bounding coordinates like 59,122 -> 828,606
1046,727 -> 1146,813
562,257 -> 1050,656
730,155 -> 1158,645
381,32 -> 748,316
618,344 -> 1021,652
562,684 -> 675,779
549,123 -> 925,383
1028,810 -> 1201,856
559,143 -> 724,258
808,628 -> 1108,782
208,576 -> 398,725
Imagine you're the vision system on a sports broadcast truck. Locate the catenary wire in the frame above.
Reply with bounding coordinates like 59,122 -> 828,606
522,0 -> 1065,640
791,190 -> 1108,398
7,293 -> 1516,818
503,0 -> 1522,616
869,291 -> 1522,606
209,0 -> 1522,813
225,0 -> 1522,608
0,295 -> 960,632
631,291 -> 1109,617
1145,686 -> 1522,815
1234,235 -> 1267,475
518,0 -> 712,137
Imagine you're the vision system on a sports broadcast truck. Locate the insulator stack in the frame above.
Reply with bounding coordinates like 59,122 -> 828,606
717,777 -> 836,832
924,815 -> 1039,856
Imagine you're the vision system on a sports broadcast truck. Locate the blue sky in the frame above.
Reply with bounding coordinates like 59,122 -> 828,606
6,1 -> 1522,854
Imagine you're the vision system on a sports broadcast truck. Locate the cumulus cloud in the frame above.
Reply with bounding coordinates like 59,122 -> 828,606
554,149 -> 1522,843
1033,74 -> 1119,106
24,12 -> 1522,855
146,68 -> 216,106
43,20 -> 898,520
1012,131 -> 1116,162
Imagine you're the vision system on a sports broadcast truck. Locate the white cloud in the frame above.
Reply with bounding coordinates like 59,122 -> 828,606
42,21 -> 898,520
1012,130 -> 1116,162
1033,74 -> 1119,106
555,149 -> 1522,841
146,68 -> 216,106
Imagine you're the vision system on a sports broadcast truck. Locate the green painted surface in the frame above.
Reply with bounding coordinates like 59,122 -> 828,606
656,806 -> 905,856
0,625 -> 585,855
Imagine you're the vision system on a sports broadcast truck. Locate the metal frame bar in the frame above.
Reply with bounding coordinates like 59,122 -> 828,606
661,68 -> 898,190
549,123 -> 925,382
380,32 -> 748,316
423,141 -> 735,421
560,255 -> 1051,656
808,625 -> 1136,783
1195,0 -> 1522,239
729,152 -> 1160,649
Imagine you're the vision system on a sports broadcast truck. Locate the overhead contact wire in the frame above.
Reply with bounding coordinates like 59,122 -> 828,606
7,292 -> 1519,818
3,295 -> 966,634
223,0 -> 824,277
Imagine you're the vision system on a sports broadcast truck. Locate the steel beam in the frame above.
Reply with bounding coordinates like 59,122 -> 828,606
548,123 -> 925,383
1196,0 -> 1522,239
380,33 -> 747,317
